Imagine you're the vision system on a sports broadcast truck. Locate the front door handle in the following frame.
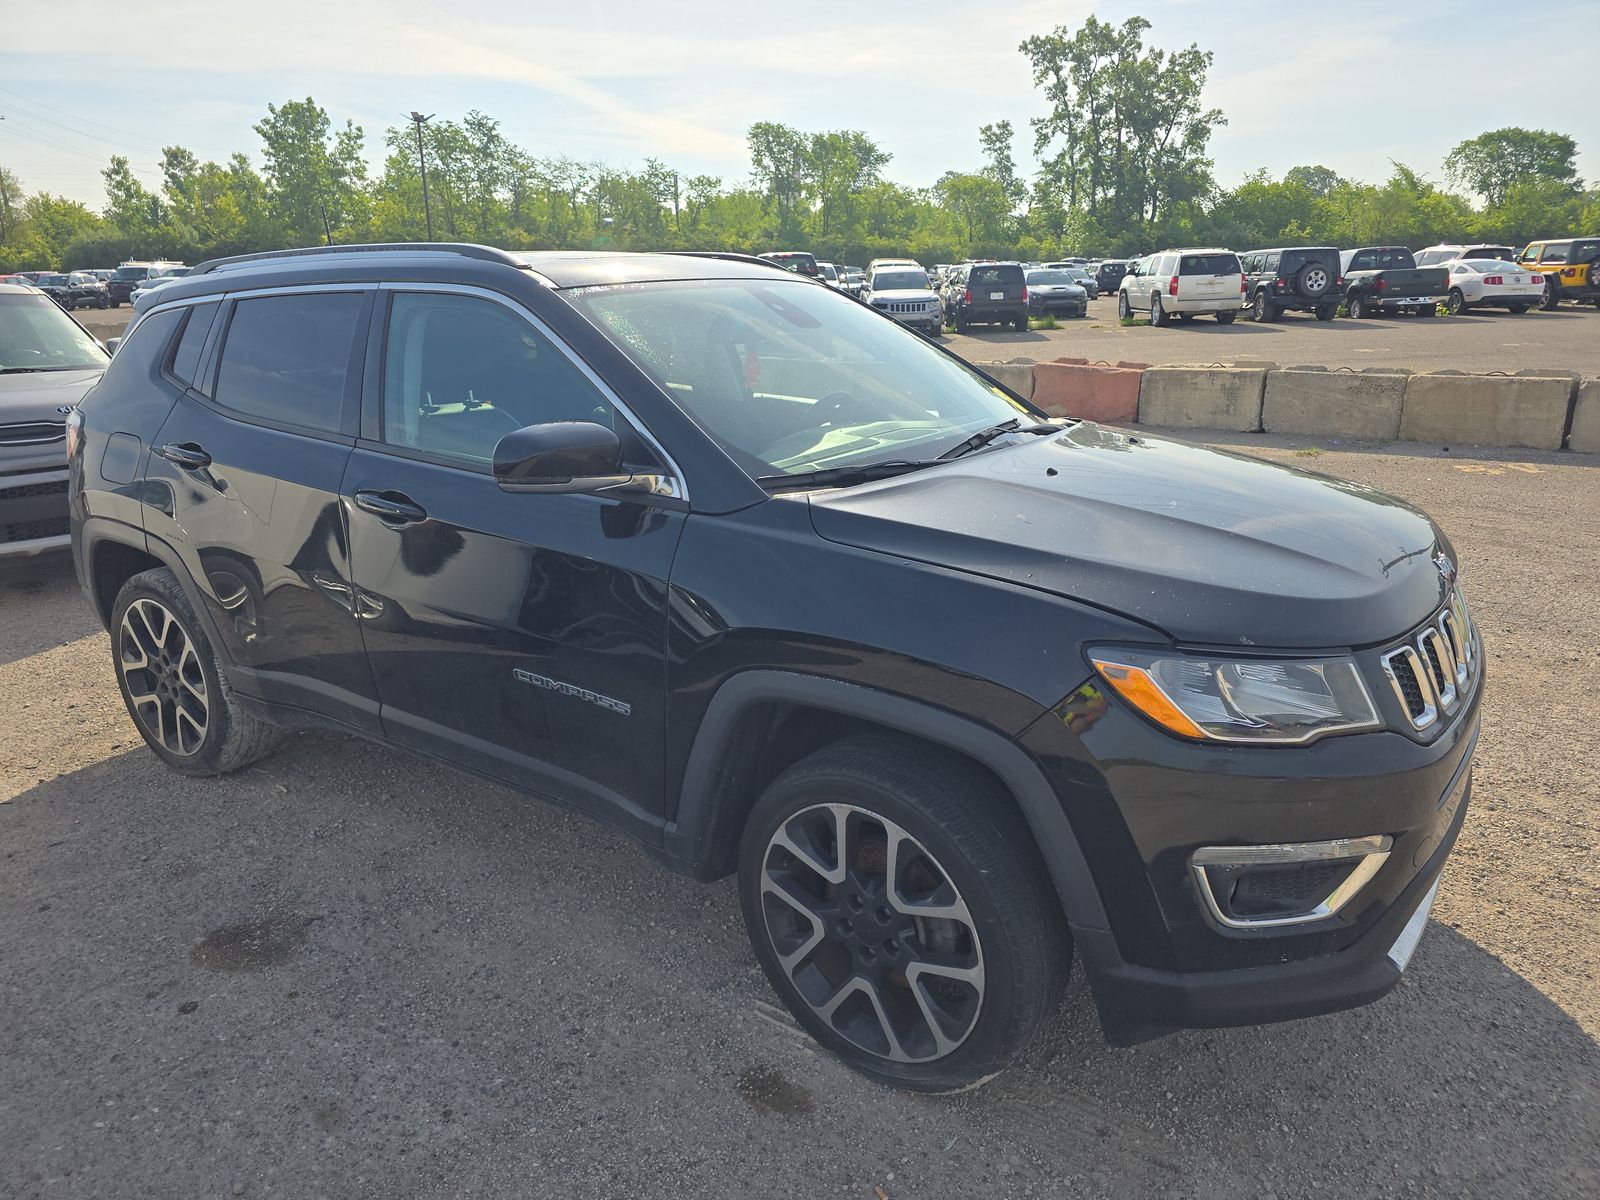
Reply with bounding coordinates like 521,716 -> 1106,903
353,490 -> 428,525
155,442 -> 212,470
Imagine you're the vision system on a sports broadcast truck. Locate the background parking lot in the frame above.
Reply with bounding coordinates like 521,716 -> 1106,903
2,432 -> 1597,1199
74,295 -> 1600,378
942,294 -> 1600,375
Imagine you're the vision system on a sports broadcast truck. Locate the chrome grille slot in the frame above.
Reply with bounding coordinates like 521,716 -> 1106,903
1378,589 -> 1479,734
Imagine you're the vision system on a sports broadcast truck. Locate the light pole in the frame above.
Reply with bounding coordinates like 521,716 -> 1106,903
408,111 -> 434,241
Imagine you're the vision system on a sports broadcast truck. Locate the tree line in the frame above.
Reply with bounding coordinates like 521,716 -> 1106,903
1,15 -> 1595,273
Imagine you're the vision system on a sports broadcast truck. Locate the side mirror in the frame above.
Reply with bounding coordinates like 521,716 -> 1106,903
492,420 -> 676,500
104,337 -> 121,356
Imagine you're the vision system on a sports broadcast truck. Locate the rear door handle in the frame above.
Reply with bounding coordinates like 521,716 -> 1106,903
353,490 -> 428,525
155,442 -> 212,470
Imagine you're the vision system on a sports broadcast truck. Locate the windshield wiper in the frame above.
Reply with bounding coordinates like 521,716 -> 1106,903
937,419 -> 1059,460
0,365 -> 91,374
756,459 -> 941,493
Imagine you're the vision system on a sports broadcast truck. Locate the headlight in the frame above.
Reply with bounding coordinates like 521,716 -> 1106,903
1088,648 -> 1380,745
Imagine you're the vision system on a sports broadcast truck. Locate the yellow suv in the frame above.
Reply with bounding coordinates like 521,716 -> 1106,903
1518,237 -> 1600,310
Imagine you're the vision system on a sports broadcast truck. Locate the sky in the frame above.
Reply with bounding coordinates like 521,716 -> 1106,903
3,0 -> 1598,208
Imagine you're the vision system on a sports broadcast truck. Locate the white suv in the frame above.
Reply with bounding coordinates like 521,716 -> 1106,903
1119,248 -> 1244,326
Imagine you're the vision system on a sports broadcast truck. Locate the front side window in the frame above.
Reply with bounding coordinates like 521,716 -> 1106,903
570,277 -> 1031,477
0,294 -> 109,372
381,292 -> 614,465
212,292 -> 364,434
1539,243 -> 1570,264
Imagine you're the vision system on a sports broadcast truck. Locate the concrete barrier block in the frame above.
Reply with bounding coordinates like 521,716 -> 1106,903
1398,373 -> 1574,450
1137,366 -> 1266,431
1262,369 -> 1405,440
976,362 -> 1035,399
1031,361 -> 1143,424
1568,379 -> 1600,453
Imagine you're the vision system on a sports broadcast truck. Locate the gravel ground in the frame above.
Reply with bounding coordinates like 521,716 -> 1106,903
940,294 -> 1600,375
1,434 -> 1597,1199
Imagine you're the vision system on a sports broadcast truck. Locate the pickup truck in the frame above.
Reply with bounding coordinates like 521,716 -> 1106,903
1340,248 -> 1449,318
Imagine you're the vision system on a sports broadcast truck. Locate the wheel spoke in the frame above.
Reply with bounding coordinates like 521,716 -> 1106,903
759,874 -> 825,974
816,976 -> 908,1063
769,805 -> 846,885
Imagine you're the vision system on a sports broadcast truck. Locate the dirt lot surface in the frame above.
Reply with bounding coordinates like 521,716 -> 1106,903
2,434 -> 1597,1199
69,293 -> 1600,379
942,294 -> 1600,375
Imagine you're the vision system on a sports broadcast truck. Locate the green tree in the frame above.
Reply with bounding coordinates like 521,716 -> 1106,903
978,120 -> 1024,208
934,172 -> 1010,247
747,121 -> 809,242
253,98 -> 368,245
1445,128 -> 1580,207
1020,15 -> 1225,241
101,155 -> 165,242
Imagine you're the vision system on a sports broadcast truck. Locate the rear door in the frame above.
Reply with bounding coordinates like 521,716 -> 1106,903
968,264 -> 1023,307
342,285 -> 685,830
142,287 -> 380,731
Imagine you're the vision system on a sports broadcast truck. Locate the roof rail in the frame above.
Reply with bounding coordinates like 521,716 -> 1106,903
187,242 -> 527,278
668,251 -> 791,272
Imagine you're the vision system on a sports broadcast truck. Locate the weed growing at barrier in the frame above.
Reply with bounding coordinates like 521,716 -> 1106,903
1030,314 -> 1060,330
1292,447 -> 1325,457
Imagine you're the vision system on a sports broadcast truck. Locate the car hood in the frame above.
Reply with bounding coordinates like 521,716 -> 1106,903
0,367 -> 104,420
1032,283 -> 1087,295
806,423 -> 1451,650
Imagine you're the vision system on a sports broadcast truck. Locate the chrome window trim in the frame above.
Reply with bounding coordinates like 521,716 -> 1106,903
1190,836 -> 1393,930
375,281 -> 687,502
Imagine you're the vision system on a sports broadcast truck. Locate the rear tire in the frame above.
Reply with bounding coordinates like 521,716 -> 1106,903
111,568 -> 280,777
1509,305 -> 1529,315
1416,305 -> 1436,317
738,736 -> 1071,1093
1015,312 -> 1029,333
1446,288 -> 1466,316
1314,304 -> 1336,322
1149,294 -> 1168,327
1117,292 -> 1131,319
1177,312 -> 1194,322
1216,310 -> 1236,324
1347,294 -> 1367,319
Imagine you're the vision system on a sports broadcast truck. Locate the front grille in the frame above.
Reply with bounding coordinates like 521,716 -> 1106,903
0,479 -> 68,502
878,301 -> 935,314
2,516 -> 69,544
0,421 -> 65,446
1379,588 -> 1479,732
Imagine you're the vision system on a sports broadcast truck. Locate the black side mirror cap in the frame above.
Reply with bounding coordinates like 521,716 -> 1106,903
492,421 -> 676,499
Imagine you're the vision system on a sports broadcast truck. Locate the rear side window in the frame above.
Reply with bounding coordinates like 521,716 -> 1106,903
213,293 -> 364,434
1180,253 -> 1240,275
168,302 -> 219,389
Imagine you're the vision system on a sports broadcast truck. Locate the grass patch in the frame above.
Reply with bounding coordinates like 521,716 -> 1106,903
1119,315 -> 1150,327
1029,313 -> 1060,330
1292,447 -> 1325,458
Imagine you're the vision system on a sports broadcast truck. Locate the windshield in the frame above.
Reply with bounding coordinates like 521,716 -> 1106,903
570,278 -> 1031,477
0,294 -> 109,371
872,270 -> 929,290
113,266 -> 150,281
38,275 -> 68,286
1026,270 -> 1075,285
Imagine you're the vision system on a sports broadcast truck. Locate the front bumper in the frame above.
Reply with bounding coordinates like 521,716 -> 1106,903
1,466 -> 72,557
1019,654 -> 1483,1044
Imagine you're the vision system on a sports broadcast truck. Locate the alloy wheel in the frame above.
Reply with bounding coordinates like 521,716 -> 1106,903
118,597 -> 209,756
758,802 -> 985,1063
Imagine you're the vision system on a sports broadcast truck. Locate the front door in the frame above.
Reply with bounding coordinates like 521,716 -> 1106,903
142,288 -> 380,732
342,288 -> 685,833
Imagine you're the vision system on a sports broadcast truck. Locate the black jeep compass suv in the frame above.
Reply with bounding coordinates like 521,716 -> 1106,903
68,244 -> 1482,1092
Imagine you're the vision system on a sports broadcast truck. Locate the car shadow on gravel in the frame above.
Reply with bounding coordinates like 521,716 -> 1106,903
2,733 -> 1597,1198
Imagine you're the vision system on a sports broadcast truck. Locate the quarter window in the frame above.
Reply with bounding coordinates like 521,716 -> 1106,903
213,293 -> 364,434
381,292 -> 614,464
168,301 -> 219,389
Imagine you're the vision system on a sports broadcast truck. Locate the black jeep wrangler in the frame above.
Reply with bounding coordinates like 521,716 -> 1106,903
1242,247 -> 1343,321
69,244 -> 1481,1092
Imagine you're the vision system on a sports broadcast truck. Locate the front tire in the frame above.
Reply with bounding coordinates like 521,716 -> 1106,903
738,736 -> 1070,1093
1252,291 -> 1276,322
111,568 -> 280,776
1347,294 -> 1367,319
1446,288 -> 1467,316
1538,282 -> 1558,311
